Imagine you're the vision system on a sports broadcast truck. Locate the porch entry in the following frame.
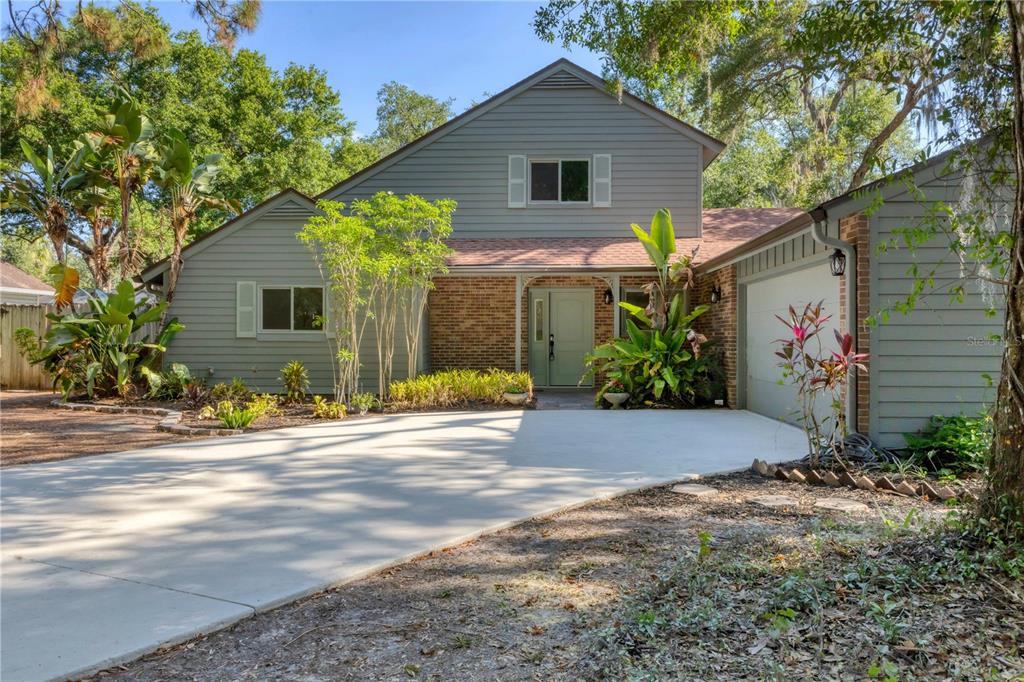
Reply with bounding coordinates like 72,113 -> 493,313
528,288 -> 594,388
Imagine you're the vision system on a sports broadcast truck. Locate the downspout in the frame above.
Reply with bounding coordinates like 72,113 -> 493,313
808,207 -> 858,434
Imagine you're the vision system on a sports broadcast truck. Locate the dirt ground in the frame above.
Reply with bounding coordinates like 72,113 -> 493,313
0,392 -> 190,467
86,472 -> 1021,682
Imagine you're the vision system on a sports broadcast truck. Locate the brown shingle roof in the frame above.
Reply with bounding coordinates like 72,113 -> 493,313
445,208 -> 806,269
0,262 -> 53,292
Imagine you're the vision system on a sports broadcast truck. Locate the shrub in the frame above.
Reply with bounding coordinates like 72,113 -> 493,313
210,377 -> 253,403
217,404 -> 257,429
312,395 -> 346,419
349,392 -> 378,414
279,361 -> 310,404
903,413 -> 992,476
182,380 -> 209,409
246,393 -> 282,420
198,399 -> 257,429
387,369 -> 533,409
140,363 -> 193,400
15,280 -> 183,400
774,301 -> 868,465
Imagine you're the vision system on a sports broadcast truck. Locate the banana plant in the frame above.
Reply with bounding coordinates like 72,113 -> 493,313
14,280 -> 184,399
152,128 -> 240,304
621,208 -> 699,330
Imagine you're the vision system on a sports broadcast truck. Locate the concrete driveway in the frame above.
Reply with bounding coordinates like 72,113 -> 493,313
1,408 -> 804,681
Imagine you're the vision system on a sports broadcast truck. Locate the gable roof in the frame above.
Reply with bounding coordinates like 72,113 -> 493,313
0,261 -> 54,293
317,58 -> 726,201
138,188 -> 317,282
694,146 -> 972,274
446,208 -> 804,270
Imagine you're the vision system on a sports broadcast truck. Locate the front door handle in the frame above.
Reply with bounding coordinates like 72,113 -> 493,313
548,333 -> 555,361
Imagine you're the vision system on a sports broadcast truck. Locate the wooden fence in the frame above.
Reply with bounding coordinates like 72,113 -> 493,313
1,304 -> 51,390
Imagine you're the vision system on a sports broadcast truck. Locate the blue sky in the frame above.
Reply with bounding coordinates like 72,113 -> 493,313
129,1 -> 604,136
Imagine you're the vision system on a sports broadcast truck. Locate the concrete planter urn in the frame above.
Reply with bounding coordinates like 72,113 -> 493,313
603,392 -> 629,409
503,391 -> 530,406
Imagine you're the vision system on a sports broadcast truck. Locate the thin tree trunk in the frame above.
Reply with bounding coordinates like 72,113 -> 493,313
983,0 -> 1024,537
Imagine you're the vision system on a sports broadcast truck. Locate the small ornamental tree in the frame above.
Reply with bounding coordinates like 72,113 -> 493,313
299,193 -> 454,401
298,200 -> 376,402
774,301 -> 868,467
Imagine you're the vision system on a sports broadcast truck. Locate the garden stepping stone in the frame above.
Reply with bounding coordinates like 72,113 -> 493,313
749,495 -> 800,509
671,484 -> 718,498
813,497 -> 869,513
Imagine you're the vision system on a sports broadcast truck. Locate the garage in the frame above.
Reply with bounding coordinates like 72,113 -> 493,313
743,260 -> 841,426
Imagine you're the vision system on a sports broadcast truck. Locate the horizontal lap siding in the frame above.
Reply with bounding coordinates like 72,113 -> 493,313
736,222 -> 838,281
332,86 -> 701,238
869,174 -> 1005,447
166,204 -> 410,395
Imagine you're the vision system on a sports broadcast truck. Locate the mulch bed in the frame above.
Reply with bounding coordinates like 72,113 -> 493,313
85,472 -> 1022,681
0,392 -> 190,467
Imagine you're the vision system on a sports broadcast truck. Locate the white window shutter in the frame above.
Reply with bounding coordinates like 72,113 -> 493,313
236,281 -> 257,338
593,154 -> 612,207
508,155 -> 527,208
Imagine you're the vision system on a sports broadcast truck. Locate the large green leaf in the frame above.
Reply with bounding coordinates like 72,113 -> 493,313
649,208 -> 676,259
630,224 -> 666,270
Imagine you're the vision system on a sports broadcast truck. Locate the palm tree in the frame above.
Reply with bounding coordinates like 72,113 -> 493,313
1,140 -> 89,265
152,129 -> 239,304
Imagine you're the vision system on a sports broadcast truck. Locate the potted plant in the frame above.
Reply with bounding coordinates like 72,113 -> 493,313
350,392 -> 378,416
502,383 -> 530,406
602,379 -> 630,409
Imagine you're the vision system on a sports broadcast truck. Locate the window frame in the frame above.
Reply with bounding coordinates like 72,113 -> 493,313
618,287 -> 648,330
258,284 -> 326,334
527,158 -> 591,205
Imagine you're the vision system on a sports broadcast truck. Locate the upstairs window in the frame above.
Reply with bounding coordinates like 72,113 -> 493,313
260,286 -> 324,332
529,159 -> 589,203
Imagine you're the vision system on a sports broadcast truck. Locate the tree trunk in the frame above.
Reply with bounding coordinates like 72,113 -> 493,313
983,0 -> 1024,538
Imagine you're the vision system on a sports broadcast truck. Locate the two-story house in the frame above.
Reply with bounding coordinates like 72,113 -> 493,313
139,59 -> 1006,448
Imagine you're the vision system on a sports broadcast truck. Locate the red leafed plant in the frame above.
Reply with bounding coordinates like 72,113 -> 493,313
775,301 -> 868,467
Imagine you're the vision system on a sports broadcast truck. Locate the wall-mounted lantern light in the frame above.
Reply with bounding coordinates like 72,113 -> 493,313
710,285 -> 722,304
829,248 -> 847,277
603,288 -> 614,305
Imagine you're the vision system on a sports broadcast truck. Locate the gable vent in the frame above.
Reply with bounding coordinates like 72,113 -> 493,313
534,71 -> 591,89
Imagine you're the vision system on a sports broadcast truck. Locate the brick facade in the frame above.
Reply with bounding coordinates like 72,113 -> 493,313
428,275 -> 517,371
428,272 -> 659,385
693,265 -> 738,408
838,213 -> 871,434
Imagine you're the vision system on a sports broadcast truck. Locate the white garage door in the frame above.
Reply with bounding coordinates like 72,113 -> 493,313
744,262 -> 841,426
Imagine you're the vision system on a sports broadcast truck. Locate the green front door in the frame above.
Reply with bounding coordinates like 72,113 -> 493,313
528,289 -> 594,387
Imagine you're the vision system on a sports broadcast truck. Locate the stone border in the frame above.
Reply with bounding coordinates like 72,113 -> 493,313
751,458 -> 977,503
51,400 -> 243,437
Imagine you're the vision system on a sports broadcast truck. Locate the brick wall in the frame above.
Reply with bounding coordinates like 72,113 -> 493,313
839,213 -> 871,434
693,265 -> 738,408
428,275 -> 517,371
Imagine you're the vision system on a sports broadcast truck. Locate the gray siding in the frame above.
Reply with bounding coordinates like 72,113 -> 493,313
165,198 -> 411,395
736,220 -> 840,281
869,172 -> 1005,447
328,79 -> 703,238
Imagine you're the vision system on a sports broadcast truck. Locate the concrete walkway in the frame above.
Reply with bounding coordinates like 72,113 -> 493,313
1,408 -> 804,681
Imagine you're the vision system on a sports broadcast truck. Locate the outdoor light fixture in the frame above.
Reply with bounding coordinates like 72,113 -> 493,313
603,288 -> 614,305
829,248 -> 847,277
710,285 -> 722,304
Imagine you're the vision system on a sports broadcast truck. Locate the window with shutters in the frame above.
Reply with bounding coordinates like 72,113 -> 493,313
528,159 -> 590,204
259,286 -> 324,332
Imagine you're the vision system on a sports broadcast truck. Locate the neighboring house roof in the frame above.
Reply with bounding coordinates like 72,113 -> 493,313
318,58 -> 726,201
446,208 -> 805,271
0,261 -> 54,294
139,188 -> 317,282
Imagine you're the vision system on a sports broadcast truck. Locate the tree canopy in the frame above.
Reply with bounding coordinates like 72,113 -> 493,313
372,81 -> 454,155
